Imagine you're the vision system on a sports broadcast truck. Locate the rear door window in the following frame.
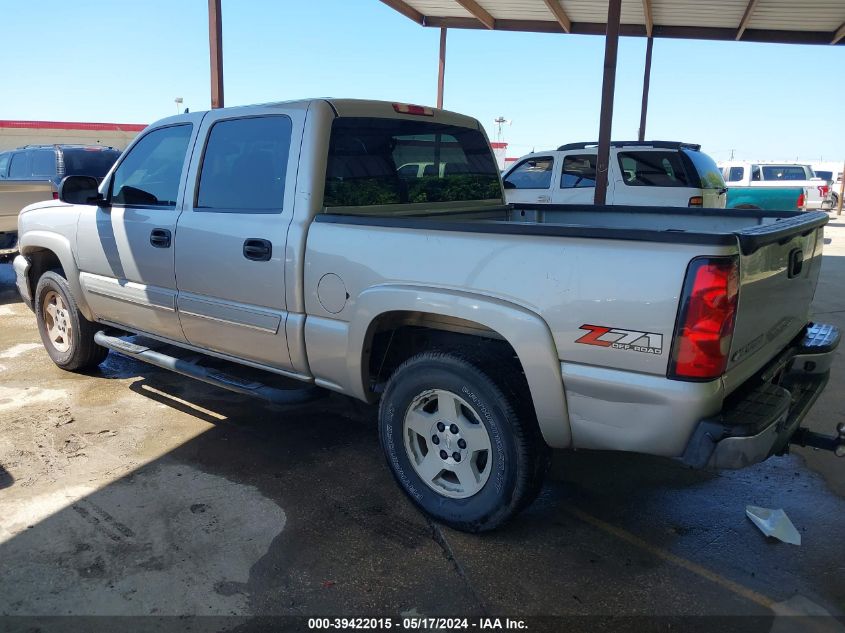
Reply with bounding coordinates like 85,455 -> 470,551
727,166 -> 744,182
9,153 -> 29,179
196,115 -> 292,213
560,154 -> 596,188
30,150 -> 56,178
504,157 -> 554,189
617,151 -> 692,187
324,117 -> 501,212
110,124 -> 193,207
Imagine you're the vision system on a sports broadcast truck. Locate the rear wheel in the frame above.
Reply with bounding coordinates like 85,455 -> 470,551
378,350 -> 547,532
35,271 -> 108,371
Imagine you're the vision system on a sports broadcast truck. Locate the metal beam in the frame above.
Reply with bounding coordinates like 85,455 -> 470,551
542,0 -> 571,33
455,0 -> 495,29
208,0 -> 224,109
736,0 -> 759,40
642,0 -> 653,37
437,28 -> 447,109
833,22 -> 845,45
378,0 -> 424,24
418,17 -> 840,45
595,0 -> 622,206
638,37 -> 654,142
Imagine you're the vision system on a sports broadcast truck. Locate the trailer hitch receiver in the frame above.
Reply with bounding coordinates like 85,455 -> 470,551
790,422 -> 845,457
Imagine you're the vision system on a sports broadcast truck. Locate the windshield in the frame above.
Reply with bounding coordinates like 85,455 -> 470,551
323,117 -> 501,213
682,149 -> 725,189
62,148 -> 121,179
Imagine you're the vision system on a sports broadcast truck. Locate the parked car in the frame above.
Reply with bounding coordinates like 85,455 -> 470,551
721,161 -> 827,210
502,141 -> 727,208
12,99 -> 843,532
0,145 -> 120,261
726,186 -> 805,210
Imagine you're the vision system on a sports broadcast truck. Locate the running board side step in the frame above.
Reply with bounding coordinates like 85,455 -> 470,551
94,331 -> 324,406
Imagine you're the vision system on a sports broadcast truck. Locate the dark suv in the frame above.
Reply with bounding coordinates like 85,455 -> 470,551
0,144 -> 121,187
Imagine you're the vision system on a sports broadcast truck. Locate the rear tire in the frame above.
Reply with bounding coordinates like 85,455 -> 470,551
378,350 -> 547,532
34,271 -> 108,371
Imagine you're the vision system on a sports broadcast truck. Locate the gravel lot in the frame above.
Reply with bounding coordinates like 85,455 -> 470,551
1,217 -> 844,628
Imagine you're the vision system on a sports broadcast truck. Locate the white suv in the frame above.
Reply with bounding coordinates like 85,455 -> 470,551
503,141 -> 727,208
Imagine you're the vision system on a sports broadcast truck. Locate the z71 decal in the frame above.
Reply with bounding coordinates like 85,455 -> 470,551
575,324 -> 664,355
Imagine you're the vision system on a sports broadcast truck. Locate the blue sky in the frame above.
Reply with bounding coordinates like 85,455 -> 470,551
1,0 -> 843,163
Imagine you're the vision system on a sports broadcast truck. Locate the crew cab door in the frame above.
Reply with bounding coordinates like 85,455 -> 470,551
76,118 -> 203,341
502,156 -> 555,204
174,108 -> 301,371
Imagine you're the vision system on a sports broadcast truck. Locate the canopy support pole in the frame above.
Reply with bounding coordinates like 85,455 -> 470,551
595,0 -> 622,205
437,28 -> 447,109
209,0 -> 224,109
638,37 -> 654,142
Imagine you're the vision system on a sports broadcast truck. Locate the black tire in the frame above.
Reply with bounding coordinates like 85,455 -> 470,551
733,204 -> 761,210
378,350 -> 548,532
34,271 -> 108,371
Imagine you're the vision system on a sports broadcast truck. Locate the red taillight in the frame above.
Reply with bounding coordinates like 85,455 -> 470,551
669,257 -> 739,380
818,185 -> 829,198
797,192 -> 805,208
52,191 -> 59,200
392,102 -> 433,116
688,196 -> 703,207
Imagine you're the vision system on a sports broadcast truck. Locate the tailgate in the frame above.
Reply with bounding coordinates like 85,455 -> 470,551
724,211 -> 828,392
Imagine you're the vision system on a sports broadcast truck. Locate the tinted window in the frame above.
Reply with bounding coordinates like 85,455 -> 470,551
31,150 -> 56,177
324,117 -> 500,211
617,151 -> 691,187
761,165 -> 809,181
815,170 -> 832,181
111,125 -> 192,207
751,166 -> 761,181
683,150 -> 725,189
504,157 -> 554,189
727,166 -> 744,182
9,153 -> 28,179
62,148 -> 121,179
0,153 -> 9,178
560,154 -> 596,188
196,116 -> 292,213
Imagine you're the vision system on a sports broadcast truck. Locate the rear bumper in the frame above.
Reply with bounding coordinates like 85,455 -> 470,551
682,323 -> 839,469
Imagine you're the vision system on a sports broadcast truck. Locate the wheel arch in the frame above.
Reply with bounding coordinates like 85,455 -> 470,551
19,231 -> 94,321
348,285 -> 571,448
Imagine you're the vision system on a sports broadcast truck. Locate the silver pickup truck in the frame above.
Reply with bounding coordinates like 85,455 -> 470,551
12,99 -> 843,531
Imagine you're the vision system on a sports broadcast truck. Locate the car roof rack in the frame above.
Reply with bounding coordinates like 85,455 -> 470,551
17,143 -> 117,150
556,141 -> 702,151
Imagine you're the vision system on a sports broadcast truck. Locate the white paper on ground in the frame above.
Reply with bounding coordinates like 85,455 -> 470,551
745,505 -> 802,545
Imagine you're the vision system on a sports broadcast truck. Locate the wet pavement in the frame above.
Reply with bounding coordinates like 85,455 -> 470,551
0,221 -> 844,629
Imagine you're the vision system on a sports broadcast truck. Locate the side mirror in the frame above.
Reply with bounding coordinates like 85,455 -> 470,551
503,180 -> 516,190
59,175 -> 106,206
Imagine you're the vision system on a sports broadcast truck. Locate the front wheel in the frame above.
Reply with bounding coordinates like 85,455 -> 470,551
34,271 -> 108,371
378,351 -> 547,532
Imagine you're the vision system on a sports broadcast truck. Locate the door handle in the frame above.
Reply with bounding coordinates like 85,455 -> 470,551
150,228 -> 171,248
243,238 -> 272,262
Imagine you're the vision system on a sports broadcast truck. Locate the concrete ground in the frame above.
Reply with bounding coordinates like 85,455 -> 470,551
1,219 -> 844,629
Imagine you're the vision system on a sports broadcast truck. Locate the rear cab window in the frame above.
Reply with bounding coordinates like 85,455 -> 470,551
761,165 -> 810,181
504,157 -> 554,190
323,117 -> 501,215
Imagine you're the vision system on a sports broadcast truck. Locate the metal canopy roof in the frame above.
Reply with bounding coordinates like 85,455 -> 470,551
381,0 -> 845,45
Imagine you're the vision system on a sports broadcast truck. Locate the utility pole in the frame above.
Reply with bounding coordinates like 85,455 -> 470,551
837,159 -> 844,216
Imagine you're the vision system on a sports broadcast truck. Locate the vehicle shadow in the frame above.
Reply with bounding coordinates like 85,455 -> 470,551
0,464 -> 13,490
0,263 -> 23,306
